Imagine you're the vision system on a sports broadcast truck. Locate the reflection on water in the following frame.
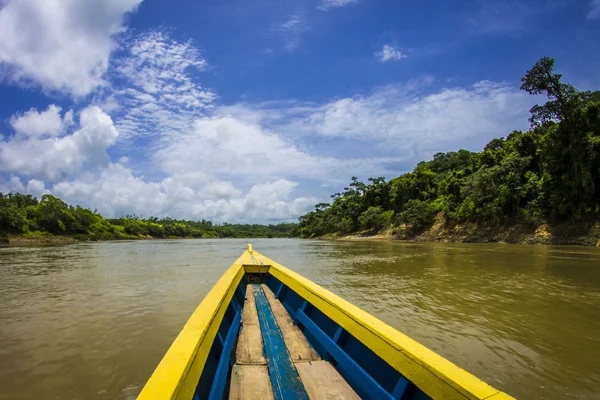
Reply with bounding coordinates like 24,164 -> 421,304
1,239 -> 599,399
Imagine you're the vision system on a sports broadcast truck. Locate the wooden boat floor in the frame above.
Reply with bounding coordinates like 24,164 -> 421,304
235,285 -> 266,365
230,284 -> 360,400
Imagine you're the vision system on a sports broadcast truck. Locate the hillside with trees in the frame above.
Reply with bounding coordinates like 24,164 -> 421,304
0,192 -> 296,242
296,57 -> 600,245
3,57 -> 599,246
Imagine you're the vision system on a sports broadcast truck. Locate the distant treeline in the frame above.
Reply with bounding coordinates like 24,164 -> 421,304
0,193 -> 296,240
297,57 -> 600,238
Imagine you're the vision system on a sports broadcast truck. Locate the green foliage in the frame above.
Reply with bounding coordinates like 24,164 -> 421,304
297,57 -> 600,237
3,57 -> 598,242
33,195 -> 79,234
358,207 -> 393,231
0,194 -> 297,240
397,200 -> 436,232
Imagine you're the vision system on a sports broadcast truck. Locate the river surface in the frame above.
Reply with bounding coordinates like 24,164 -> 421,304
1,239 -> 599,400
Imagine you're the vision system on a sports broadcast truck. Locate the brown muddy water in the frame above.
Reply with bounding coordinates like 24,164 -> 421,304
0,239 -> 599,399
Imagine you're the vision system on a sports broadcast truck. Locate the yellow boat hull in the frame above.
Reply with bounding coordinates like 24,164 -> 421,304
138,245 -> 514,400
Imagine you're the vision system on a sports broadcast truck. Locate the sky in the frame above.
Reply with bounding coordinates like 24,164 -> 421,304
0,0 -> 599,223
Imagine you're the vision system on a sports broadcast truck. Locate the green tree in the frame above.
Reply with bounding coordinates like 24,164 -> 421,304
33,195 -> 78,234
296,57 -> 600,237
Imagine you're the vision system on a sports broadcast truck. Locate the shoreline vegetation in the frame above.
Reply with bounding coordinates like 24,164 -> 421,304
3,57 -> 600,247
0,192 -> 296,245
319,216 -> 600,247
296,57 -> 600,247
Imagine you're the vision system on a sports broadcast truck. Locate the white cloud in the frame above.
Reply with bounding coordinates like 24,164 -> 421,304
0,176 -> 46,198
318,0 -> 360,11
50,164 -> 316,222
316,81 -> 532,154
155,116 -> 397,183
0,0 -> 142,96
10,105 -> 70,138
0,106 -> 118,181
52,164 -> 167,218
375,45 -> 407,62
0,27 -> 537,223
112,30 -> 215,141
589,0 -> 600,19
0,176 -> 25,194
272,13 -> 308,51
115,31 -> 214,106
64,110 -> 75,126
236,78 -> 534,163
26,179 -> 46,198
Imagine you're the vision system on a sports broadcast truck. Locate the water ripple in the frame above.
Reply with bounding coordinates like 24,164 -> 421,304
1,240 -> 599,399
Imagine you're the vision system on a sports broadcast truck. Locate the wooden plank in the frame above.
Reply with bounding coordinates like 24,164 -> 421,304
235,285 -> 266,365
296,361 -> 361,400
229,365 -> 274,400
266,261 -> 514,400
253,284 -> 309,400
296,309 -> 393,400
261,284 -> 320,363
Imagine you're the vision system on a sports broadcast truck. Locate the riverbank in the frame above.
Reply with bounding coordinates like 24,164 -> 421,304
1,233 -> 138,245
1,233 -> 292,245
323,214 -> 600,246
3,235 -> 77,245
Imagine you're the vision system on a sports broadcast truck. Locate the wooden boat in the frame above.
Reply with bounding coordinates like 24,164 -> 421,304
137,245 -> 513,400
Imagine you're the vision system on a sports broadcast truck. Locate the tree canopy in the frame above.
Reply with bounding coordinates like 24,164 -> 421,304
297,57 -> 600,238
0,193 -> 296,240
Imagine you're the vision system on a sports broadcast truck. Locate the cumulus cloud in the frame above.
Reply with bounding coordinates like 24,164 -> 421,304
156,116 -> 397,183
0,106 -> 118,181
10,105 -> 71,138
375,45 -> 407,62
589,0 -> 600,19
51,164 -> 316,222
0,28 -> 536,223
0,0 -> 142,96
318,0 -> 360,11
52,164 -> 166,217
0,176 -> 47,199
106,30 -> 396,185
26,179 -> 46,198
0,176 -> 25,194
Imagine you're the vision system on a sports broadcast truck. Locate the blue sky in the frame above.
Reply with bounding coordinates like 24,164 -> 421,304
1,0 -> 599,222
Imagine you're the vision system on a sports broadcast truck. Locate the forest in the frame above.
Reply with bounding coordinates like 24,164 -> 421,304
2,57 -> 599,243
296,57 -> 600,238
0,192 -> 296,241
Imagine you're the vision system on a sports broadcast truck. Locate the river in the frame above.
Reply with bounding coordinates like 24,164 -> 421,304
0,239 -> 599,399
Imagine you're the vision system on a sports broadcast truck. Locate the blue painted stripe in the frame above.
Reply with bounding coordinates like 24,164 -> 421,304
207,308 -> 241,400
296,309 -> 394,400
253,284 -> 309,400
391,377 -> 410,399
332,327 -> 343,343
275,282 -> 284,298
281,301 -> 296,322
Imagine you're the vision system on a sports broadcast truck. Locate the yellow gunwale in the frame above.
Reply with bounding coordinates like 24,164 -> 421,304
137,256 -> 245,400
137,247 -> 514,400
257,249 -> 514,400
